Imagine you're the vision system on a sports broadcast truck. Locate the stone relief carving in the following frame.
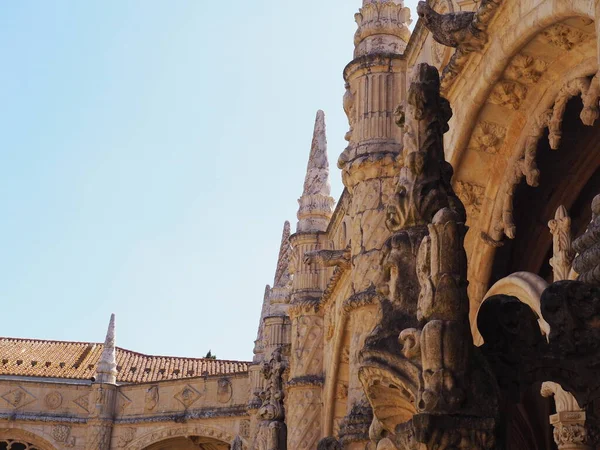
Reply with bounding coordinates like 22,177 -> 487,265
239,420 -> 250,438
44,391 -> 63,410
1,387 -> 36,409
116,428 -> 136,448
505,54 -> 548,84
117,391 -> 132,414
541,23 -> 591,51
549,206 -> 575,282
174,384 -> 202,409
454,181 -> 485,222
144,385 -> 159,411
217,378 -> 233,404
488,80 -> 528,110
343,83 -> 356,142
255,348 -> 287,450
72,393 -> 90,413
468,121 -> 506,155
52,425 -> 75,448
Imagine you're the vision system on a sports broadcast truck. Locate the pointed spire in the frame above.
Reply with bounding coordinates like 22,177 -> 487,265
297,111 -> 335,233
274,221 -> 292,288
96,314 -> 117,384
302,110 -> 331,197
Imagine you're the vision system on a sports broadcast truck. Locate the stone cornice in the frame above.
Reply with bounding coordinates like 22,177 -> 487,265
287,375 -> 325,388
288,296 -> 322,317
343,53 -> 405,82
115,405 -> 249,424
0,412 -> 87,424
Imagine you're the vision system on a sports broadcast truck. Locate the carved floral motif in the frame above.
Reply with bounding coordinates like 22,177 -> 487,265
454,181 -> 485,222
44,391 -> 63,410
469,121 -> 506,155
541,23 -> 590,51
505,54 -> 548,84
52,425 -> 75,448
488,81 -> 528,110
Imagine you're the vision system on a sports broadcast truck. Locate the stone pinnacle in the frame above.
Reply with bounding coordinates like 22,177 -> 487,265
273,221 -> 292,288
96,313 -> 117,384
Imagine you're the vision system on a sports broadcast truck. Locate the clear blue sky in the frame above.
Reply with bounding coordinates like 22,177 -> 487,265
0,1 -> 418,361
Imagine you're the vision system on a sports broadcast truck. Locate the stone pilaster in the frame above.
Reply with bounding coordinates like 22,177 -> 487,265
287,303 -> 325,450
338,3 -> 409,447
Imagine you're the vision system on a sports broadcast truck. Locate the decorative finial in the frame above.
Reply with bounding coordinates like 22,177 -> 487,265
354,0 -> 411,57
297,111 -> 335,233
548,205 -> 574,282
96,314 -> 117,384
573,194 -> 600,285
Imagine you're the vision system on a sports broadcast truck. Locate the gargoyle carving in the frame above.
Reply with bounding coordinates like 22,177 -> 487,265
417,2 -> 486,52
304,246 -> 351,270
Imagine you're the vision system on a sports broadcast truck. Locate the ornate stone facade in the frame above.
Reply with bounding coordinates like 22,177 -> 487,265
5,1 -> 600,449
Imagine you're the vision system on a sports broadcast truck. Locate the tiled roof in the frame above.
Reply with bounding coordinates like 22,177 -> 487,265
0,337 -> 249,383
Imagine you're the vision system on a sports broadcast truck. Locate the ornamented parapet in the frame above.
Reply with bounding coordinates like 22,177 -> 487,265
358,64 -> 498,449
354,0 -> 411,58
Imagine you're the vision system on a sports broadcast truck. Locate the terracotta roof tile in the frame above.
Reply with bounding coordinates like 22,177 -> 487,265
0,337 -> 249,383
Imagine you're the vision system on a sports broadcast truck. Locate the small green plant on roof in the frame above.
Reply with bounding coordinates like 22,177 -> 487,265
205,350 -> 217,360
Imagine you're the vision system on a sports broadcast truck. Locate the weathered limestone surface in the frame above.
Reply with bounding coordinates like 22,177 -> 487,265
8,2 -> 600,450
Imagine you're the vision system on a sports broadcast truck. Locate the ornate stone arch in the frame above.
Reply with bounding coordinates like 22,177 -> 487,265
437,0 -> 599,319
0,428 -> 57,450
472,271 -> 549,346
125,424 -> 246,450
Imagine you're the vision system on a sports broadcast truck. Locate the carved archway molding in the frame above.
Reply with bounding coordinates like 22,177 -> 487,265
0,428 -> 57,450
439,3 -> 598,316
125,424 -> 246,450
473,271 -> 549,346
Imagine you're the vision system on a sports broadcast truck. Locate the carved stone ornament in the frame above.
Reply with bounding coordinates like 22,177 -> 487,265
304,246 -> 351,270
174,384 -> 202,409
217,378 -> 233,404
468,121 -> 506,155
417,2 -> 485,51
255,348 -> 287,450
116,428 -> 136,448
488,80 -> 528,110
144,385 -> 159,411
52,425 -> 75,448
573,194 -> 600,285
1,386 -> 36,409
505,53 -> 548,84
44,391 -> 63,410
358,64 -> 498,450
549,206 -> 575,282
454,181 -> 484,222
541,23 -> 591,51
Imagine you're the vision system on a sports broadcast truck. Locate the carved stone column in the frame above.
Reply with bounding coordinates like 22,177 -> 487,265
357,64 -> 498,450
542,383 -> 592,450
338,4 -> 410,448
